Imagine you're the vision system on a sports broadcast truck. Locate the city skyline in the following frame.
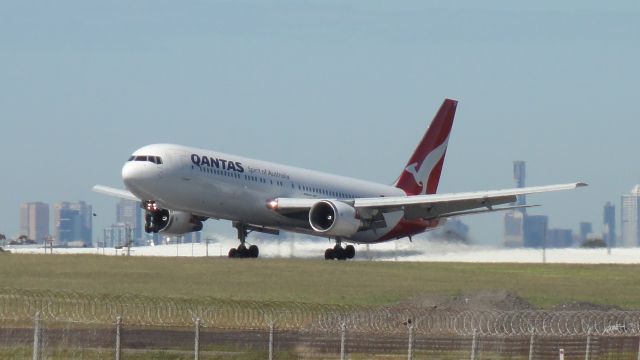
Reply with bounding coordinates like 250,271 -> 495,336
5,183 -> 629,248
1,1 -> 638,244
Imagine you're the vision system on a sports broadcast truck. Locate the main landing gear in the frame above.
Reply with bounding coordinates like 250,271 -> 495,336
228,222 -> 259,259
324,240 -> 355,260
143,202 -> 166,234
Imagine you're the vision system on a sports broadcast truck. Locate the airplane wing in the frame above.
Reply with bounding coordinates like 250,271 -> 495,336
272,182 -> 586,221
92,185 -> 139,201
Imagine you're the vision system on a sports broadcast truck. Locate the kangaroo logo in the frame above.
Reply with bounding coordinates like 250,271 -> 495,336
404,136 -> 449,195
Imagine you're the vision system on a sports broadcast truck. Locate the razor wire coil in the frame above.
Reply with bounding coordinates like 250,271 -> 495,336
1,288 -> 640,336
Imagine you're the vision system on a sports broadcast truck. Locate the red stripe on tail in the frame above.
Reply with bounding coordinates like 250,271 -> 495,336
394,99 -> 457,195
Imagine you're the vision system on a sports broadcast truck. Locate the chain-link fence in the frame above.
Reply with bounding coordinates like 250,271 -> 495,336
3,316 -> 640,359
3,288 -> 640,358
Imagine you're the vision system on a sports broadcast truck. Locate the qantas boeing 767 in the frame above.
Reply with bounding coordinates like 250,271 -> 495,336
94,99 -> 586,260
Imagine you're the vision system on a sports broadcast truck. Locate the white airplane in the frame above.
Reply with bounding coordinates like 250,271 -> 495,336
94,99 -> 586,260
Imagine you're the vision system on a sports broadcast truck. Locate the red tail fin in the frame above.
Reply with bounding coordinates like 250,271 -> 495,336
395,99 -> 457,195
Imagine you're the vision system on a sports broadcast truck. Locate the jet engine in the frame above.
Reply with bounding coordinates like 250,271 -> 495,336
145,209 -> 204,235
309,200 -> 361,237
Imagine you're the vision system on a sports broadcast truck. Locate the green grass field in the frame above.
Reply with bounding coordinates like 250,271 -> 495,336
0,254 -> 637,309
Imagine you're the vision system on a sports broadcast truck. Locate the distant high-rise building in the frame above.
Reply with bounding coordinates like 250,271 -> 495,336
523,215 -> 548,248
621,186 -> 640,247
603,202 -> 616,247
19,202 -> 49,242
579,222 -> 593,244
504,161 -> 526,247
116,199 -> 143,245
513,161 -> 526,209
504,211 -> 525,247
54,201 -> 93,247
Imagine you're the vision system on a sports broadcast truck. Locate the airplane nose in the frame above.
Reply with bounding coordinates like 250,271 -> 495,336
121,161 -> 156,193
122,162 -> 142,184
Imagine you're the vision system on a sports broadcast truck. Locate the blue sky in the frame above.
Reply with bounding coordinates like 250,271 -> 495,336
1,1 -> 638,245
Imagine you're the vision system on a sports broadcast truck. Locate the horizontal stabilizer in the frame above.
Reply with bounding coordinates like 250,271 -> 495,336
92,185 -> 139,201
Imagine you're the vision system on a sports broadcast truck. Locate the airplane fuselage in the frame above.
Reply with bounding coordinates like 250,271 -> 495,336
123,143 -> 427,244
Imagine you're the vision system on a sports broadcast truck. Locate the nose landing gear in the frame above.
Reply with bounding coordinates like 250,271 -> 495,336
143,202 -> 167,234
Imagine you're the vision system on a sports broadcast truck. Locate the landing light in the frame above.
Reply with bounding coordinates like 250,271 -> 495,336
267,200 -> 278,210
146,202 -> 158,211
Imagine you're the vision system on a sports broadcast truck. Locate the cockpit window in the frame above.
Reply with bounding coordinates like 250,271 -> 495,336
127,155 -> 163,164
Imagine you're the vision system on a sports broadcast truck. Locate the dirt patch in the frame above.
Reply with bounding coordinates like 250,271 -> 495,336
392,289 -> 536,311
448,289 -> 536,311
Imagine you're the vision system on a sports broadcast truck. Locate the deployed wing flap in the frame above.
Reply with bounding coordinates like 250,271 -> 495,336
403,195 -> 516,219
441,204 -> 540,219
92,185 -> 139,201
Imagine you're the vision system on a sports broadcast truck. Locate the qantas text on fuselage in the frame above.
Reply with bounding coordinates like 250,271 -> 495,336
94,99 -> 586,260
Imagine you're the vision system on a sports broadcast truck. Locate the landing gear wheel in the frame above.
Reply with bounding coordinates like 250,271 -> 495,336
249,245 -> 259,258
345,245 -> 355,259
334,245 -> 347,261
324,248 -> 335,260
237,244 -> 248,257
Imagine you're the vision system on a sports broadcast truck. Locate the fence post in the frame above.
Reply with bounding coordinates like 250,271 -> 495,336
340,322 -> 346,360
470,329 -> 477,360
528,331 -> 535,360
115,316 -> 122,360
194,318 -> 201,360
32,311 -> 41,360
268,321 -> 274,360
407,323 -> 414,360
584,329 -> 591,360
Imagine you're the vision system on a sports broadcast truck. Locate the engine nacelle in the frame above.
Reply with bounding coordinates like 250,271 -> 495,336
309,200 -> 360,237
148,209 -> 204,235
